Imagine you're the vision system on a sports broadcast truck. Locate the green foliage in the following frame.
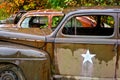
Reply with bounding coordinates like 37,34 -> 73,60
48,0 -> 120,9
0,0 -> 119,20
52,16 -> 63,27
0,8 -> 10,20
48,0 -> 78,9
23,2 -> 36,10
48,0 -> 65,9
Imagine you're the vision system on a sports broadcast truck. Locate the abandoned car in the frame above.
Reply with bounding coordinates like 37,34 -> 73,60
0,10 -> 27,28
17,9 -> 64,28
0,8 -> 120,80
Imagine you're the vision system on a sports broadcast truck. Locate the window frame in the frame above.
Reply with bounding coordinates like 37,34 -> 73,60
59,12 -> 117,38
118,13 -> 120,38
20,16 -> 49,28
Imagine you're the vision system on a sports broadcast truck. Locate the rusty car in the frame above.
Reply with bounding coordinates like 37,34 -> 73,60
0,7 -> 120,80
0,10 -> 27,28
16,9 -> 64,29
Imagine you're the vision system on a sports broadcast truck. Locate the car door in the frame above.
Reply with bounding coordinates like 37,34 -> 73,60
54,12 -> 118,79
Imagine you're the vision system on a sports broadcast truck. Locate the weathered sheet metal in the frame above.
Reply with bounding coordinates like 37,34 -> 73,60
0,8 -> 120,80
0,41 -> 50,80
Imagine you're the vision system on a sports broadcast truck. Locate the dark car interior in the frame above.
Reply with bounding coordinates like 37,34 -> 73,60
62,15 -> 114,36
29,16 -> 48,28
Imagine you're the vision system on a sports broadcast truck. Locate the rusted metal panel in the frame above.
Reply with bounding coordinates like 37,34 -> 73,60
0,41 -> 50,80
0,60 -> 50,80
17,9 -> 64,28
0,27 -> 52,36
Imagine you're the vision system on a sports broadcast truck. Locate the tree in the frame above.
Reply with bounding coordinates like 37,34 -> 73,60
0,0 -> 119,20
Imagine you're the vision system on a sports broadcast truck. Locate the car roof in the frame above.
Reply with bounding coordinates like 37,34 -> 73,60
23,9 -> 64,17
21,7 -> 120,18
63,6 -> 120,14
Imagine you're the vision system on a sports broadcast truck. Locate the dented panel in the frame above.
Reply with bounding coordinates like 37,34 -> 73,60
0,41 -> 50,80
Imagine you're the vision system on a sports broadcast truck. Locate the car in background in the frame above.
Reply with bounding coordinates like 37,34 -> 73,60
13,10 -> 27,24
0,9 -> 64,36
17,10 -> 97,29
0,10 -> 26,27
6,9 -> 64,35
0,9 -> 96,30
0,14 -> 16,24
17,9 -> 64,29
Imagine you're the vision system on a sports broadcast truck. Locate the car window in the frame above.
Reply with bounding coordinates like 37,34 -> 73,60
21,17 -> 31,28
30,16 -> 48,28
62,15 -> 114,36
20,16 -> 48,28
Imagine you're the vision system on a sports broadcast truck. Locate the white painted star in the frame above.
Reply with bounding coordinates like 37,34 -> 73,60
81,50 -> 96,64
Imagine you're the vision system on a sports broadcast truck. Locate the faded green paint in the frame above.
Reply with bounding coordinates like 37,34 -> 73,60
54,43 -> 116,78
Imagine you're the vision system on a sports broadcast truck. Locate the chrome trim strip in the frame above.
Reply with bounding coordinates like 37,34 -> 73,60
53,75 -> 119,80
0,58 -> 47,61
0,30 -> 45,41
55,38 -> 116,44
